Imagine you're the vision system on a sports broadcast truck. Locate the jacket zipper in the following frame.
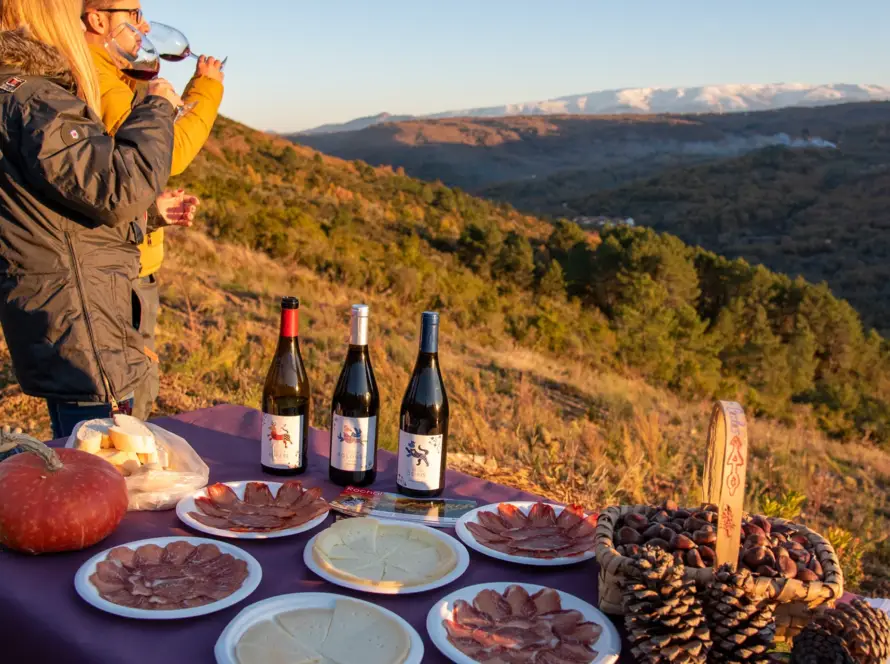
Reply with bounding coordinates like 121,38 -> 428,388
64,232 -> 119,409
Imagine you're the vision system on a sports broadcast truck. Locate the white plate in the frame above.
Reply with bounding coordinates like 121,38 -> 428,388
74,536 -> 262,620
427,582 -> 621,664
176,480 -> 330,540
455,501 -> 597,567
303,522 -> 470,595
214,592 -> 424,664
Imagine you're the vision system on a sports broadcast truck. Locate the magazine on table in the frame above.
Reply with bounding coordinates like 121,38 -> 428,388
329,486 -> 479,528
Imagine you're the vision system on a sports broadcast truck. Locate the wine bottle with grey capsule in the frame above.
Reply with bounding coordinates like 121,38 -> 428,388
329,304 -> 379,487
396,311 -> 449,497
261,296 -> 310,475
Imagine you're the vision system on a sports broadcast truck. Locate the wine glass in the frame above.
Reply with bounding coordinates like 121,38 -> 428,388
106,24 -> 193,121
148,22 -> 227,69
106,22 -> 160,82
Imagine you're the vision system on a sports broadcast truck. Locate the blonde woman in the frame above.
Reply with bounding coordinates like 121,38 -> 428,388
0,0 -> 181,437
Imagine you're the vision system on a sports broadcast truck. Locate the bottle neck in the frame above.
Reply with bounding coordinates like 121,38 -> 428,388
279,307 -> 299,339
420,319 -> 438,354
350,313 -> 369,346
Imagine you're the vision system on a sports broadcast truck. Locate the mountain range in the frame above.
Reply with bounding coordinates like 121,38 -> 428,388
298,83 -> 890,135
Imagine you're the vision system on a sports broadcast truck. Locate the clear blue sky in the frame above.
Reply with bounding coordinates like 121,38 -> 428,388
144,0 -> 890,132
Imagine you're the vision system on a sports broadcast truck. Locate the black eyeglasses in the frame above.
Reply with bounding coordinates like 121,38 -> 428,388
91,8 -> 144,24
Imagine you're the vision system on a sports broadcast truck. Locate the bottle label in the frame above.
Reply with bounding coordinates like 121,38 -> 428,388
261,413 -> 304,469
331,414 -> 377,471
280,309 -> 298,338
397,430 -> 444,491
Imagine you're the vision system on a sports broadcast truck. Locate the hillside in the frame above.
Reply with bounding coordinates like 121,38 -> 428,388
1,115 -> 889,591
294,102 -> 890,192
575,119 -> 890,332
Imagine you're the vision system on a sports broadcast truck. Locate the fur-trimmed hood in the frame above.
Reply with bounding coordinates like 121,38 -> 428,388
0,29 -> 76,91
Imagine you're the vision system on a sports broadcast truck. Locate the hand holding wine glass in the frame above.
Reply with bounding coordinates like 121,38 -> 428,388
156,189 -> 199,227
146,79 -> 183,110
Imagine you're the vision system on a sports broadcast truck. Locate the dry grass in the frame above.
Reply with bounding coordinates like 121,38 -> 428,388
1,230 -> 887,590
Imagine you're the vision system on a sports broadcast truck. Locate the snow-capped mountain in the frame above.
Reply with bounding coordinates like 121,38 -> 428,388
300,83 -> 890,135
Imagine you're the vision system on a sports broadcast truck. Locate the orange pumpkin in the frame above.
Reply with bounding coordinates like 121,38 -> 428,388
0,434 -> 128,554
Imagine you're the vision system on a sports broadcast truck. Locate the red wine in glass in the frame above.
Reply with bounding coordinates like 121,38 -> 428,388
120,67 -> 159,81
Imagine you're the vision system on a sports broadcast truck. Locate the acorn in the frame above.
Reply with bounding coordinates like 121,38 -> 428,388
685,549 -> 705,568
796,566 -> 819,582
647,538 -> 672,551
623,543 -> 642,558
749,515 -> 772,535
662,499 -> 679,512
788,548 -> 811,565
743,523 -> 767,539
644,524 -> 668,540
743,546 -> 771,568
671,533 -> 696,551
624,513 -> 649,531
807,557 -> 823,577
699,545 -> 716,566
694,510 -> 716,523
617,526 -> 644,546
673,509 -> 691,520
791,534 -> 809,546
652,510 -> 671,524
684,517 -> 709,533
777,552 -> 798,579
693,528 -> 717,547
744,533 -> 770,549
703,503 -> 719,513
756,564 -> 778,578
663,521 -> 684,534
673,551 -> 685,566
770,533 -> 788,546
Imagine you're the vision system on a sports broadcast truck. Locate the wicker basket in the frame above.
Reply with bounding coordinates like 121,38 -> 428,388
594,504 -> 844,642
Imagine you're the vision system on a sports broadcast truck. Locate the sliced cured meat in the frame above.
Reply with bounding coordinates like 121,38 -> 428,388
162,541 -> 196,565
477,510 -> 511,533
555,504 -> 585,530
273,481 -> 304,507
531,589 -> 562,614
187,543 -> 222,564
207,483 -> 240,508
466,522 -> 509,545
243,481 -> 274,506
550,641 -> 598,661
189,512 -> 237,530
567,514 -> 597,539
528,502 -> 557,527
502,526 -> 565,541
497,503 -> 530,529
504,585 -> 537,618
472,626 -> 525,649
447,635 -> 489,660
509,534 -> 573,553
444,619 -> 476,641
453,599 -> 494,628
91,541 -> 248,612
474,589 -> 513,621
107,546 -> 137,569
563,622 -> 602,644
192,482 -> 329,533
540,610 -> 584,637
134,544 -> 165,566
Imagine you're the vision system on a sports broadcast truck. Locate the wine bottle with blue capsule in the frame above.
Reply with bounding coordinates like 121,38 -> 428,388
396,312 -> 449,498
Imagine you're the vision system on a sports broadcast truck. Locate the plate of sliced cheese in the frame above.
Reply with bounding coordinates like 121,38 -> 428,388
304,517 -> 469,595
215,592 -> 423,664
65,415 -> 210,511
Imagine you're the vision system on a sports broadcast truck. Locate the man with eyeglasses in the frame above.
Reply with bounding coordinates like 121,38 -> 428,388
83,0 -> 226,420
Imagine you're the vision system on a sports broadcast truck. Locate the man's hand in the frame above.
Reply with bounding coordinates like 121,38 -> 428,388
195,55 -> 225,83
146,78 -> 183,109
156,189 -> 200,227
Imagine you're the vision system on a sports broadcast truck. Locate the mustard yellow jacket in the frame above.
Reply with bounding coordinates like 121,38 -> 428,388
89,44 -> 224,277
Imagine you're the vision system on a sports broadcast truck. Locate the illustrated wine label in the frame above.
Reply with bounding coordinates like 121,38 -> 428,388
397,430 -> 444,491
331,414 -> 377,471
261,413 -> 304,468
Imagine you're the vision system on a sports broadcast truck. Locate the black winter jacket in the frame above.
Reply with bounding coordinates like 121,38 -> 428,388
0,30 -> 174,402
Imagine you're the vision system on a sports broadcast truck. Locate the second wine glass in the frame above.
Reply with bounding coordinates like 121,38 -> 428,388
149,22 -> 227,69
106,22 -> 159,81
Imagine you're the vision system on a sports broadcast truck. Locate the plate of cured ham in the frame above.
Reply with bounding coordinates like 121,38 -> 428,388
427,582 -> 620,664
455,501 -> 598,566
74,536 -> 262,620
176,480 -> 330,539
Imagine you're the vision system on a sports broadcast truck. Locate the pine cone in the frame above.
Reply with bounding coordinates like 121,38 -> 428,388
706,564 -> 776,662
792,599 -> 890,664
622,544 -> 712,663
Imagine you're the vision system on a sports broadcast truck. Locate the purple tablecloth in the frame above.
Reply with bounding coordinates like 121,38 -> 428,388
0,405 -> 631,663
